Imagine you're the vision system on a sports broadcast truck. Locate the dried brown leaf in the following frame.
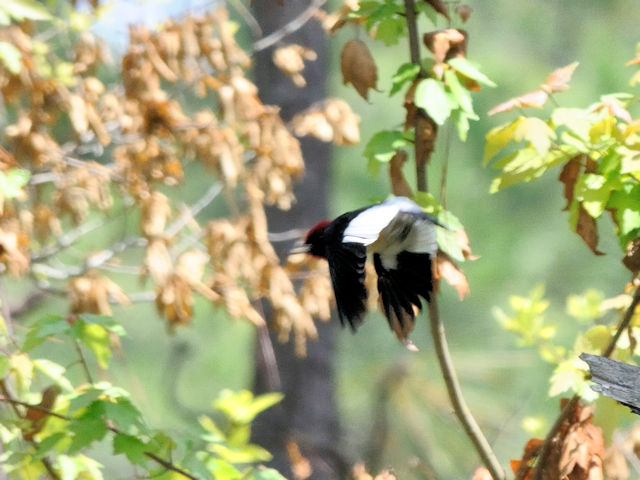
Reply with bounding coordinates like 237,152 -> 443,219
389,150 -> 413,197
488,89 -> 549,115
423,0 -> 449,20
156,273 -> 193,330
340,39 -> 378,100
291,97 -> 360,145
558,156 -> 582,211
140,191 -> 171,238
455,5 -> 473,23
622,237 -> 640,274
22,385 -> 61,441
542,61 -> 579,94
576,204 -> 604,255
603,445 -> 629,480
471,467 -> 493,480
434,251 -> 470,299
272,44 -> 317,87
423,29 -> 467,65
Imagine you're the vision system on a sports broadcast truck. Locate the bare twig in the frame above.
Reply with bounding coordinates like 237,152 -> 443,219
165,182 -> 223,237
252,0 -> 327,52
532,282 -> 640,480
428,298 -> 505,479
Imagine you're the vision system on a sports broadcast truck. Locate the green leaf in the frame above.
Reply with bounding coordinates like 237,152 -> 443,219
33,432 -> 66,460
23,314 -> 69,351
448,57 -> 496,87
414,191 -> 441,214
0,42 -> 22,74
113,433 -> 148,466
436,209 -> 465,262
452,109 -> 472,142
374,16 -> 405,46
1,0 -> 52,21
67,403 -> 108,454
414,78 -> 451,125
364,130 -> 413,165
444,69 -> 474,115
390,63 -> 420,96
104,398 -> 145,434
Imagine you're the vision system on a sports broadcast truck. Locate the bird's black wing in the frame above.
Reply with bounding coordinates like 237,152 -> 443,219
373,251 -> 432,341
326,242 -> 368,330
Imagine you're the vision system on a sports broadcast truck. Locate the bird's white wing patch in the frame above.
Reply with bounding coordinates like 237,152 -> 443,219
342,203 -> 401,245
406,219 -> 437,254
342,197 -> 427,246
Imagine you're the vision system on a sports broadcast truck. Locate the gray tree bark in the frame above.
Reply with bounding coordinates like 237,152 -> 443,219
251,2 -> 348,479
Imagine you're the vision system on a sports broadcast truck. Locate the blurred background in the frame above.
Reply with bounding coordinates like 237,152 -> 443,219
12,0 -> 640,478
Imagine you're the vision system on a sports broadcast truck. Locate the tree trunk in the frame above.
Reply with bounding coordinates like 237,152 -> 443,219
251,2 -> 347,479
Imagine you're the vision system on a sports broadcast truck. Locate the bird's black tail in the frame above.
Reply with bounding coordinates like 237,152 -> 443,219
373,252 -> 432,342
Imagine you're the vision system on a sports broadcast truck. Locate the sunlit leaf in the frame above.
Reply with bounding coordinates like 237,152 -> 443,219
414,78 -> 451,125
574,174 -> 615,218
1,0 -> 52,21
566,289 -> 604,322
0,42 -> 22,74
483,118 -> 522,164
513,117 -> 555,155
448,57 -> 496,87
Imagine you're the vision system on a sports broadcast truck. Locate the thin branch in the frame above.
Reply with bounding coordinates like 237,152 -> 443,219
404,0 -> 421,65
532,282 -> 640,480
252,0 -> 327,52
165,182 -> 223,237
74,341 -> 94,383
428,298 -> 505,480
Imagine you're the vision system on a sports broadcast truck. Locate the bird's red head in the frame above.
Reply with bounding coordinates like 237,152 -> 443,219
302,220 -> 331,259
305,220 -> 331,243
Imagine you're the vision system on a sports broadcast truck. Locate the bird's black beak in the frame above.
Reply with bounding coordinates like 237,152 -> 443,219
289,242 -> 310,256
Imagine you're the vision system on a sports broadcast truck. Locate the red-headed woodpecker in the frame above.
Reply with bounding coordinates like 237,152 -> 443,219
294,196 -> 438,344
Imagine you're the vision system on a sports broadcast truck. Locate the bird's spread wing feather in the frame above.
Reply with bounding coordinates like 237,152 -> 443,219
326,242 -> 368,330
374,252 -> 432,341
342,197 -> 437,257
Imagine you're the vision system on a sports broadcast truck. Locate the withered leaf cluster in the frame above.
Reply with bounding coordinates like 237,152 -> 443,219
0,8 -> 340,355
510,400 -> 604,480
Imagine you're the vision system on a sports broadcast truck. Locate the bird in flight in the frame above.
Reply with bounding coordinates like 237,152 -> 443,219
293,196 -> 439,345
